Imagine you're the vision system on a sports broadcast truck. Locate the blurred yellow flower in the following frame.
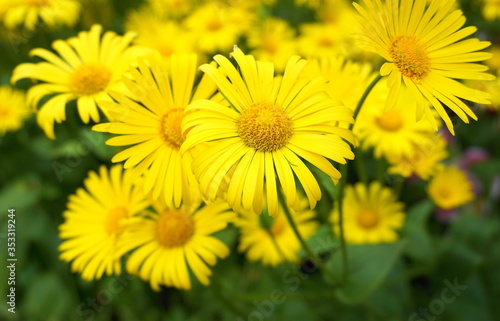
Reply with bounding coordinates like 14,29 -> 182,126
0,86 -> 30,135
298,23 -> 350,58
182,47 -> 355,217
354,0 -> 494,134
184,3 -> 253,53
236,196 -> 318,266
481,0 -> 500,21
485,45 -> 500,72
2,0 -> 81,31
118,201 -> 234,290
427,166 -> 474,209
147,0 -> 191,18
125,8 -> 195,57
247,17 -> 298,72
11,24 -> 150,139
93,54 -> 219,209
331,182 -> 405,244
355,80 -> 438,159
388,133 -> 448,180
58,165 -> 149,281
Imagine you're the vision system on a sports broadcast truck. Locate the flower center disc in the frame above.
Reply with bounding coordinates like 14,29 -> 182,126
105,206 -> 129,235
376,109 -> 404,132
156,209 -> 195,248
389,36 -> 430,82
237,102 -> 293,152
160,108 -> 185,149
0,107 -> 10,118
357,209 -> 379,229
270,216 -> 287,237
25,0 -> 49,7
69,64 -> 112,96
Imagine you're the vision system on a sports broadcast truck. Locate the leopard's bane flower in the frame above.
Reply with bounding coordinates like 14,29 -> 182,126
355,0 -> 495,134
11,24 -> 150,139
182,47 -> 355,217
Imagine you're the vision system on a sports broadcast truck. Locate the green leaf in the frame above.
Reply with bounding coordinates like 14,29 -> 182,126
0,175 -> 41,211
401,200 -> 435,263
326,241 -> 406,304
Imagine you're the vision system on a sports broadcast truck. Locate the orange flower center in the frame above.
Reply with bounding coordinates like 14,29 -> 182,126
105,206 -> 129,235
237,102 -> 293,152
357,209 -> 379,229
206,18 -> 222,31
159,108 -> 185,149
156,209 -> 195,248
318,36 -> 335,48
263,39 -> 278,54
25,0 -> 49,7
270,216 -> 287,237
376,110 -> 403,132
389,35 -> 430,82
0,107 -> 10,118
69,64 -> 112,96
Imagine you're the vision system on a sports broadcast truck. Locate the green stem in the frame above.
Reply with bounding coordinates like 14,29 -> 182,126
350,74 -> 383,131
354,150 -> 368,184
336,74 -> 383,283
277,190 -> 332,278
376,158 -> 386,182
336,164 -> 349,283
211,273 -> 247,316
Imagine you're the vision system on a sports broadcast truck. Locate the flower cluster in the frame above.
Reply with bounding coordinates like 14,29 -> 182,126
5,0 -> 496,292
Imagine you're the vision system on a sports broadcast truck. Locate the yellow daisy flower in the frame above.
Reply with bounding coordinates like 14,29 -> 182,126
58,165 -> 149,281
118,201 -> 234,291
298,23 -> 350,58
355,80 -> 438,159
184,3 -> 253,54
331,182 -> 405,244
93,54 -> 219,208
354,0 -> 495,134
481,0 -> 500,21
125,8 -> 195,57
11,24 -> 150,139
3,0 -> 81,31
427,165 -> 474,209
247,17 -> 298,73
485,45 -> 500,72
388,132 -> 448,180
147,0 -> 191,18
236,196 -> 318,266
0,86 -> 30,135
181,47 -> 355,217
318,0 -> 357,24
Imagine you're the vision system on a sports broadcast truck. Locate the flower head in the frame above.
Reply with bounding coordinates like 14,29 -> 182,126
354,0 -> 495,134
427,165 -> 474,209
247,17 -> 298,72
118,201 -> 234,290
93,54 -> 219,208
0,86 -> 30,135
182,47 -> 355,216
236,196 -> 318,266
184,3 -> 253,54
58,165 -> 149,281
3,0 -> 81,31
355,80 -> 439,159
387,132 -> 448,180
11,24 -> 150,139
331,182 -> 405,244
